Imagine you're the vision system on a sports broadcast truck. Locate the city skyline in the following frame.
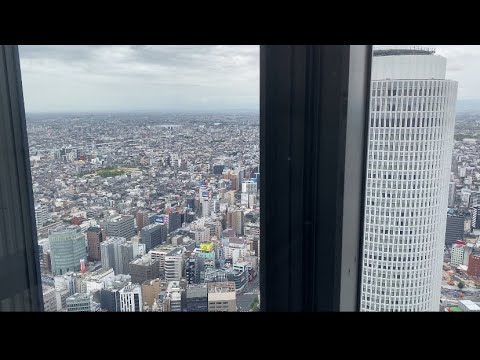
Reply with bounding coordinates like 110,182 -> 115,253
10,45 -> 480,312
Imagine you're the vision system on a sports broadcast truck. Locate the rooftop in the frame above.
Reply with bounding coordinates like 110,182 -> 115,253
143,223 -> 162,231
102,236 -> 126,245
373,47 -> 436,57
122,284 -> 141,292
167,247 -> 185,257
66,292 -> 92,301
130,254 -> 157,266
109,215 -> 133,223
459,300 -> 480,311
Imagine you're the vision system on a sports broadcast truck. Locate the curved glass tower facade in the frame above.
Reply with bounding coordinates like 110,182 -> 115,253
49,226 -> 87,276
361,48 -> 458,311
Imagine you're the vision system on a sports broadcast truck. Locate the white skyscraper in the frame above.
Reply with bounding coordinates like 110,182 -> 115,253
361,47 -> 457,311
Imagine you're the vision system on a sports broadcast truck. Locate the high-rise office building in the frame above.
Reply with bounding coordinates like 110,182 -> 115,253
445,212 -> 465,245
168,210 -> 182,233
227,209 -> 244,236
100,274 -> 131,312
49,226 -> 87,276
129,254 -> 160,285
104,215 -> 135,241
164,247 -> 185,282
136,210 -> 149,232
361,48 -> 457,311
141,223 -> 166,253
118,242 -> 134,275
100,236 -> 126,274
34,203 -> 48,230
87,226 -> 105,262
186,284 -> 208,312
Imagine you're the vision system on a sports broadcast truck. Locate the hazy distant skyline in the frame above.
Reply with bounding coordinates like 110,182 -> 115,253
19,45 -> 480,113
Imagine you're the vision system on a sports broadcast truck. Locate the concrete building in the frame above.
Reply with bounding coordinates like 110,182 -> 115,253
100,236 -> 126,274
66,293 -> 95,312
241,180 -> 257,195
464,244 -> 474,267
458,300 -> 480,312
35,203 -> 48,230
472,206 -> 480,230
451,241 -> 466,267
100,275 -> 131,312
448,181 -> 456,208
80,268 -> 115,294
42,285 -> 57,312
185,255 -> 205,284
168,211 -> 182,234
104,215 -> 135,241
141,278 -> 166,308
186,284 -> 208,312
225,263 -> 248,293
118,241 -> 134,275
361,47 -> 458,311
49,226 -> 87,276
468,253 -> 480,278
207,282 -> 237,312
87,226 -> 105,262
227,209 -> 244,236
129,254 -> 160,285
136,210 -> 149,232
163,281 -> 183,312
164,247 -> 185,282
149,244 -> 176,276
120,284 -> 143,312
192,227 -> 211,243
224,190 -> 236,206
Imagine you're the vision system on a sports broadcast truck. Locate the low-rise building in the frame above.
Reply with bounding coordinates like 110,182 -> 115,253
66,293 -> 95,312
207,282 -> 237,312
119,284 -> 143,312
459,300 -> 480,312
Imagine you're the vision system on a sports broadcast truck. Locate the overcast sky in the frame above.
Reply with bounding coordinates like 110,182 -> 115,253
18,45 -> 480,113
19,45 -> 260,113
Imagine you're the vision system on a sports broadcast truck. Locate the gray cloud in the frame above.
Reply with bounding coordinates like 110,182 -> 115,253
19,45 -> 259,112
20,45 -> 480,112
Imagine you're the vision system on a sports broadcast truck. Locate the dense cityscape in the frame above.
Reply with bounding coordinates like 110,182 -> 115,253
441,111 -> 480,312
29,112 -> 260,312
23,46 -> 480,313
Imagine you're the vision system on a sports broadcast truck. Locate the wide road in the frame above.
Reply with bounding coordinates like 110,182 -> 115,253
237,275 -> 259,312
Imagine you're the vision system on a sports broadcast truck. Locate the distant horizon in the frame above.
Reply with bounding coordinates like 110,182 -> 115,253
26,108 -> 259,115
23,98 -> 480,115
